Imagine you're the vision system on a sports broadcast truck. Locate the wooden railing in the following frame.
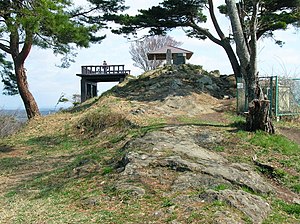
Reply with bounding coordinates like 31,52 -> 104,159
81,65 -> 130,75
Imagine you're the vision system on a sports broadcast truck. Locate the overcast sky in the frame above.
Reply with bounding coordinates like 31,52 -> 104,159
1,0 -> 299,110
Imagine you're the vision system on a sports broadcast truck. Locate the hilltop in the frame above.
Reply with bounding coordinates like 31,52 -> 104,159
0,64 -> 299,223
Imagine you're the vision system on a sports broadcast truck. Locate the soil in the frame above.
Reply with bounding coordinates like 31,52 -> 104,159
278,127 -> 300,145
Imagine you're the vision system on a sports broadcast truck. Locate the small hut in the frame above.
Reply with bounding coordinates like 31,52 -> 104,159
147,45 -> 193,65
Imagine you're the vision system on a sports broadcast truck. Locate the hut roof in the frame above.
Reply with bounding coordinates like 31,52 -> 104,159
147,45 -> 193,60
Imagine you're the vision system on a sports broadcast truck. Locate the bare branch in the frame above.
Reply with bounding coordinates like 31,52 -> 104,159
130,35 -> 182,71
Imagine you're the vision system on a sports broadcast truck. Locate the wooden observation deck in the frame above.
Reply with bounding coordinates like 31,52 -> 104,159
77,65 -> 130,102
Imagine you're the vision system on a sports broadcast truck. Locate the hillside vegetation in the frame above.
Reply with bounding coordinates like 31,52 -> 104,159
0,64 -> 299,223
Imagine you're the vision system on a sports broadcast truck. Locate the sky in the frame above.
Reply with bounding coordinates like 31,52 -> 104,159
0,0 -> 299,110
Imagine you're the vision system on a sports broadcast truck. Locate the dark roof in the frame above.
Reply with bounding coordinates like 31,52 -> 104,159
147,45 -> 193,60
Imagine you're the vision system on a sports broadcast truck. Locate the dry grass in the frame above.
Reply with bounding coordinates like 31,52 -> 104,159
0,66 -> 299,223
0,112 -> 24,137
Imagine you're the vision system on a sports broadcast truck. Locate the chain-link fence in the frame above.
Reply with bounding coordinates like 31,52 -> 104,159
276,77 -> 300,116
237,76 -> 300,117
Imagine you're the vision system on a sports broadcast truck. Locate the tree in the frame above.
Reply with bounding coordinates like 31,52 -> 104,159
0,53 -> 18,95
108,0 -> 300,132
129,35 -> 182,71
109,0 -> 300,105
0,0 -> 126,119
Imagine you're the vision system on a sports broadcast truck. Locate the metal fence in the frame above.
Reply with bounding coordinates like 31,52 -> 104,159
237,76 -> 300,117
275,77 -> 300,116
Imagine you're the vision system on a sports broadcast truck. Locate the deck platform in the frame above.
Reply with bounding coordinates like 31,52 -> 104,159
76,65 -> 130,102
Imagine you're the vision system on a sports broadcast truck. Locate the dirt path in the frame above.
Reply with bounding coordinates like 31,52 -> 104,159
278,127 -> 300,145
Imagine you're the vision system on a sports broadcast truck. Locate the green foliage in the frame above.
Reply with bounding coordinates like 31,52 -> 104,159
213,184 -> 230,191
292,184 -> 300,193
102,166 -> 114,175
213,145 -> 225,152
0,0 -> 126,99
161,198 -> 175,207
249,131 -> 299,156
218,0 -> 300,41
109,0 -> 207,37
276,200 -> 300,218
237,130 -> 300,193
111,0 -> 300,42
0,53 -> 18,95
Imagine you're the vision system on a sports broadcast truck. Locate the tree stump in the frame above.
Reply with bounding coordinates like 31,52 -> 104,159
246,99 -> 275,134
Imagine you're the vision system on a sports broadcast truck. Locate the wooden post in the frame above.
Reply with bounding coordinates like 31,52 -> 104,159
91,82 -> 97,97
80,78 -> 87,102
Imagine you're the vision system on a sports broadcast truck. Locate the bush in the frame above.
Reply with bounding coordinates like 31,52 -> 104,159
0,112 -> 24,137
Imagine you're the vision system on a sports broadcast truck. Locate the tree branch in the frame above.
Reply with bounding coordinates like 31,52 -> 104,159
187,20 -> 222,46
249,1 -> 259,77
208,0 -> 226,40
0,42 -> 11,54
18,30 -> 33,62
226,0 -> 250,66
70,7 -> 98,18
0,39 -> 10,44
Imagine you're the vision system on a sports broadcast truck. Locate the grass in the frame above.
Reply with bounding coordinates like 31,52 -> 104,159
263,199 -> 300,223
0,83 -> 299,223
249,131 -> 299,156
233,129 -> 300,193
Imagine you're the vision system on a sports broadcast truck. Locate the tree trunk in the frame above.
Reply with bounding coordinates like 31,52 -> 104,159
226,0 -> 274,133
9,27 -> 41,120
14,61 -> 41,119
244,68 -> 257,104
246,99 -> 275,134
221,40 -> 241,79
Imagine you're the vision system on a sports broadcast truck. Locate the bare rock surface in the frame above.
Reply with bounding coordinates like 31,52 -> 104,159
200,189 -> 272,223
114,125 -> 274,222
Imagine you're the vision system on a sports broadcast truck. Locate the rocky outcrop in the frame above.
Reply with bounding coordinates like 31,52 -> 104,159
113,64 -> 236,102
200,189 -> 271,223
113,125 -> 274,223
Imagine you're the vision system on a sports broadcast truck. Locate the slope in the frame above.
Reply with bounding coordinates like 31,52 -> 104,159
0,64 -> 299,224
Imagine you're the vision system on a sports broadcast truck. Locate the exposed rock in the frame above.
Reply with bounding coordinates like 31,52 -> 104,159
81,197 -> 99,207
194,130 -> 224,145
152,155 -> 203,172
116,183 -> 146,197
113,125 -> 275,222
200,189 -> 272,224
202,163 -> 274,194
198,75 -> 213,85
130,108 -> 146,115
120,126 -> 273,194
206,83 -> 220,92
171,173 -> 232,192
213,210 -> 245,224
